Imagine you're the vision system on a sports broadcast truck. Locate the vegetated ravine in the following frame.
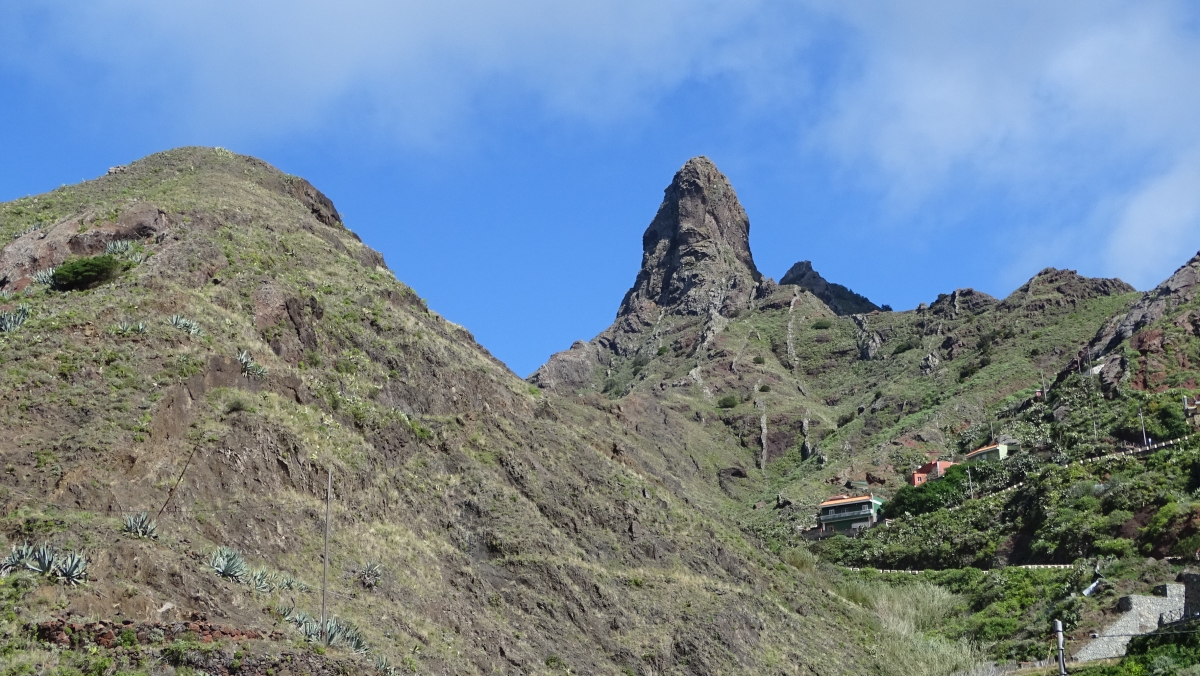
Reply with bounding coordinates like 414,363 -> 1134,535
2,148 -> 1200,675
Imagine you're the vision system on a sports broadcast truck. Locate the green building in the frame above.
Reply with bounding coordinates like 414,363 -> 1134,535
816,494 -> 886,534
964,442 -> 1018,463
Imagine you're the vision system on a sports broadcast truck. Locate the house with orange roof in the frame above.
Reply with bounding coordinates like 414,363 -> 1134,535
909,460 -> 957,487
816,494 -> 886,534
965,442 -> 1018,463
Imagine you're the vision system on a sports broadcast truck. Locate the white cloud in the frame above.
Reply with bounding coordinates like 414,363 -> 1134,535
806,0 -> 1200,286
5,1 -> 1200,288
1,1 -> 802,143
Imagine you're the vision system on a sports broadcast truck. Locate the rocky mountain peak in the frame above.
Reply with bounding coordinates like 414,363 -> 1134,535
616,156 -> 761,320
1089,251 -> 1200,359
779,260 -> 880,315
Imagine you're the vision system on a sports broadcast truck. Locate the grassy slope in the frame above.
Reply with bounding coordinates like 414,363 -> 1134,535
0,148 -> 910,675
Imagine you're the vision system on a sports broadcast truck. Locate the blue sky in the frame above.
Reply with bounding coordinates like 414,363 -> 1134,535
2,2 -> 1200,376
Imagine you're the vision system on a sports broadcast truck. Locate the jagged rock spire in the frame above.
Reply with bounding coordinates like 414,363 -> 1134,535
617,157 -> 761,319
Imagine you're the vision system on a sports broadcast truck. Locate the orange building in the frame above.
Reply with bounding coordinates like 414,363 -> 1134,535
909,460 -> 957,487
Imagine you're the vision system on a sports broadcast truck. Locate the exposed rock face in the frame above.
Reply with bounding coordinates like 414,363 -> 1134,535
532,157 -> 762,390
999,267 -> 1134,315
617,156 -> 762,320
779,261 -> 879,315
0,203 -> 168,291
929,288 -> 997,320
1089,252 -> 1200,359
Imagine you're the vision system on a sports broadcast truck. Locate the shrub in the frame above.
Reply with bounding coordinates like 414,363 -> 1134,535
892,340 -> 917,356
717,394 -> 739,408
958,363 -> 980,382
53,255 -> 123,291
759,384 -> 771,392
657,346 -> 669,356
837,412 -> 856,427
753,356 -> 766,364
812,319 -> 833,330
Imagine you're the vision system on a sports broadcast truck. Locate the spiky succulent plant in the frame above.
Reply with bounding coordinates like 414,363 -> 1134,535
12,223 -> 42,240
374,653 -> 398,676
208,546 -> 248,583
24,544 -> 58,575
1,542 -> 33,576
105,240 -> 133,255
31,268 -> 56,286
248,567 -> 275,594
278,573 -> 311,592
168,315 -> 203,335
0,305 -> 30,333
237,350 -> 268,379
357,561 -> 383,589
122,512 -> 158,539
54,551 -> 88,586
0,290 -> 11,301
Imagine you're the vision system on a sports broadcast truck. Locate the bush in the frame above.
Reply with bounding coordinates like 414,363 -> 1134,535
716,394 -> 739,409
753,356 -> 766,364
759,384 -> 771,393
892,340 -> 917,356
657,346 -> 669,356
53,255 -> 123,291
958,363 -> 980,382
837,412 -> 856,427
812,319 -> 833,330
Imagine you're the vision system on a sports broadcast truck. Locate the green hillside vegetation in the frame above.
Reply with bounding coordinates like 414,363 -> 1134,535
7,148 -> 1200,673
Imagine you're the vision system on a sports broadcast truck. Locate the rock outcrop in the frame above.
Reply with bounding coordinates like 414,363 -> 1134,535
779,261 -> 879,315
998,268 -> 1134,315
1089,252 -> 1200,360
617,156 -> 762,320
532,156 -> 763,391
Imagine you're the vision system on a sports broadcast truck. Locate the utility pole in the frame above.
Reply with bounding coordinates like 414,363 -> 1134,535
1139,409 -> 1148,449
320,468 -> 332,644
967,466 -> 975,500
1055,619 -> 1067,675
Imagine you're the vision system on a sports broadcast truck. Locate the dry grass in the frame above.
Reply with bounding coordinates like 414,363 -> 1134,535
838,579 -> 988,676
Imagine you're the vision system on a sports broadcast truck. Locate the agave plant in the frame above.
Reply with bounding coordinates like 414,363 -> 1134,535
357,561 -> 383,590
12,224 -> 43,240
24,544 -> 58,575
0,305 -> 30,333
122,512 -> 158,539
248,567 -> 275,594
54,551 -> 88,586
31,268 -> 56,286
374,653 -> 398,676
208,546 -> 248,583
105,240 -> 133,255
237,351 -> 268,379
0,290 -> 11,301
0,542 -> 33,576
324,618 -> 368,653
127,252 -> 148,265
168,315 -> 203,335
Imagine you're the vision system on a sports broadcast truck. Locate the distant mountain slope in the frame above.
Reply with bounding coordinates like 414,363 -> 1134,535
779,260 -> 880,315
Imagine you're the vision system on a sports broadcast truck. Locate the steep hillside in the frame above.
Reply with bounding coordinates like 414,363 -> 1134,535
531,156 -> 1200,668
0,149 -> 893,675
